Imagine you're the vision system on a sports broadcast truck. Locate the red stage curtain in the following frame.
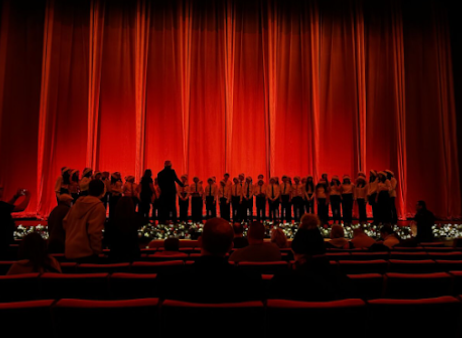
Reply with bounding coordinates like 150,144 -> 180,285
0,0 -> 460,219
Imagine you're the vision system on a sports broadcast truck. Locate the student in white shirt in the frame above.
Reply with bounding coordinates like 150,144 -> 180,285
255,179 -> 267,222
190,177 -> 203,223
329,175 -> 342,224
177,175 -> 189,223
315,178 -> 329,226
267,177 -> 280,222
79,168 -> 93,197
291,176 -> 305,222
340,175 -> 354,225
279,175 -> 292,223
204,177 -> 217,219
303,176 -> 315,214
231,177 -> 243,222
354,176 -> 368,224
242,176 -> 254,222
218,180 -> 231,221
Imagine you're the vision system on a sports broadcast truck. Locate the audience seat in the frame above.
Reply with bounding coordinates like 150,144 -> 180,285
423,246 -> 454,252
59,262 -> 77,273
337,260 -> 388,274
420,242 -> 445,247
266,299 -> 366,337
236,261 -> 289,275
449,271 -> 462,295
161,300 -> 265,338
39,273 -> 109,300
435,260 -> 462,272
325,252 -> 351,261
391,246 -> 425,252
76,263 -> 131,274
346,274 -> 384,299
388,259 -> 437,273
350,252 -> 389,260
384,272 -> 453,299
109,273 -> 159,299
130,260 -> 185,274
427,252 -> 462,260
0,300 -> 55,335
389,252 -> 428,260
0,261 -> 14,275
49,253 -> 67,262
146,253 -> 188,262
52,298 -> 159,338
0,273 -> 40,302
366,296 -> 461,337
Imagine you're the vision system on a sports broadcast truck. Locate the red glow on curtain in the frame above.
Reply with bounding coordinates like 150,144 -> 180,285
0,0 -> 460,219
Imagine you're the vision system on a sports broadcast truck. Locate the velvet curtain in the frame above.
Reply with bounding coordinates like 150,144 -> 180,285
0,0 -> 460,219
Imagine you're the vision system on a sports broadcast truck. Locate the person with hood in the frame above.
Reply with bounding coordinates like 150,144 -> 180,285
48,194 -> 73,253
79,168 -> 93,197
63,179 -> 106,262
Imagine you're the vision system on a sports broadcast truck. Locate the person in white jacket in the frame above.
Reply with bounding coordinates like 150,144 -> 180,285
63,179 -> 106,262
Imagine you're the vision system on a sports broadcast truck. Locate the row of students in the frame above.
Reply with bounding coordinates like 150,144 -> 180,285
55,167 -> 398,224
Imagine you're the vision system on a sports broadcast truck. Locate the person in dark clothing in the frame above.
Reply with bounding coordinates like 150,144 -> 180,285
139,169 -> 154,219
47,194 -> 73,253
157,161 -> 184,223
270,213 -> 348,300
158,217 -> 263,303
0,186 -> 31,259
413,200 -> 435,242
107,196 -> 142,262
232,222 -> 248,249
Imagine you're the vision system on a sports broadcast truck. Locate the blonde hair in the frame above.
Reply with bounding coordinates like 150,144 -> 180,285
271,228 -> 288,248
300,213 -> 320,230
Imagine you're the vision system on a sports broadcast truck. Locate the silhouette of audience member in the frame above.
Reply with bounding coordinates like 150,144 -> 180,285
350,226 -> 376,249
0,186 -> 31,258
326,224 -> 353,249
379,224 -> 400,249
63,179 -> 106,262
229,221 -> 281,262
271,227 -> 288,248
413,200 -> 435,242
48,194 -> 73,253
152,238 -> 187,259
7,233 -> 61,275
158,217 -> 263,302
232,222 -> 248,249
270,213 -> 348,300
107,196 -> 142,262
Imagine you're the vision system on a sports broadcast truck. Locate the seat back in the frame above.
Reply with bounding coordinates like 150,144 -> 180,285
130,260 -> 185,274
0,300 -> 54,335
52,298 -> 159,338
0,273 -> 40,302
346,273 -> 384,299
384,272 -> 453,299
388,259 -> 437,273
338,260 -> 388,274
39,273 -> 109,300
161,300 -> 265,338
109,273 -> 159,299
267,299 -> 366,337
236,261 -> 289,275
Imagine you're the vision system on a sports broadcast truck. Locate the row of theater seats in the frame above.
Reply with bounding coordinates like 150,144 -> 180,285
0,296 -> 461,338
1,270 -> 462,301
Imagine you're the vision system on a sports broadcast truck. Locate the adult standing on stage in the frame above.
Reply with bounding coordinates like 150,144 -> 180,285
139,169 -> 154,219
157,161 -> 184,224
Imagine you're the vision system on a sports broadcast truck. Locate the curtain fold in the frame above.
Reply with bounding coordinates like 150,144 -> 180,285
1,0 -> 461,219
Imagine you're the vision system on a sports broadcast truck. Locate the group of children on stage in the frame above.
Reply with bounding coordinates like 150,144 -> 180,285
55,167 -> 398,225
